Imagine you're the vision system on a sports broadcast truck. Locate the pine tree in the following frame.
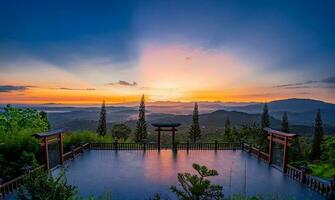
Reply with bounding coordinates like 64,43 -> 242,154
281,112 -> 289,132
224,118 -> 231,142
261,103 -> 270,129
135,95 -> 147,143
189,102 -> 201,143
310,109 -> 324,160
39,111 -> 51,130
259,103 -> 270,149
97,100 -> 107,136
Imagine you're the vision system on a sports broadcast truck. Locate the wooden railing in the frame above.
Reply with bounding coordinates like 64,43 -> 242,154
286,164 -> 335,197
176,142 -> 241,150
0,143 -> 89,198
0,164 -> 46,199
90,142 -> 158,150
241,143 -> 269,163
63,143 -> 90,162
286,165 -> 302,182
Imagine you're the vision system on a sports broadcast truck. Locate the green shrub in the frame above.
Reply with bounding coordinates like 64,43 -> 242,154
63,130 -> 113,152
111,123 -> 131,140
309,163 -> 335,180
17,169 -> 77,200
170,163 -> 224,200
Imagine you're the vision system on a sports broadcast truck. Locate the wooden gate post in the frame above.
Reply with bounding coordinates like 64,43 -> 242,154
268,132 -> 273,165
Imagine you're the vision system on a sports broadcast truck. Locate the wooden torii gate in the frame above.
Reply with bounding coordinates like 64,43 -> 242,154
265,128 -> 296,172
34,129 -> 65,170
152,123 -> 181,151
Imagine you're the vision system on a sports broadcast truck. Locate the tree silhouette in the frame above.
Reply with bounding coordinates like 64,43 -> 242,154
310,109 -> 324,160
135,95 -> 147,143
281,112 -> 289,132
224,117 -> 231,142
259,103 -> 270,149
261,103 -> 270,129
189,102 -> 201,143
96,100 -> 107,136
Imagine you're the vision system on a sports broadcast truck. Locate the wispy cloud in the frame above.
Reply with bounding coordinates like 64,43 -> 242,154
0,85 -> 34,93
274,76 -> 335,88
57,87 -> 96,91
107,80 -> 137,87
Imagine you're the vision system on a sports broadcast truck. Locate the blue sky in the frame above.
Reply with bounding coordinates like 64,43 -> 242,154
0,0 -> 334,103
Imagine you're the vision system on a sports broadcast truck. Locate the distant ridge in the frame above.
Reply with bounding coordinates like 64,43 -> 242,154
224,98 -> 335,113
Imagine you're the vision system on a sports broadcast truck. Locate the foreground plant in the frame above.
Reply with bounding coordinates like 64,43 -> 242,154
17,169 -> 77,200
170,163 -> 224,200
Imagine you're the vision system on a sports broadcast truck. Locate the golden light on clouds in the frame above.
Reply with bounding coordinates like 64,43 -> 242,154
1,44 -> 334,104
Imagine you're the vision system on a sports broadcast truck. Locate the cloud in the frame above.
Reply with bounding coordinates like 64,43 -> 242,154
274,76 -> 335,88
57,87 -> 96,91
107,80 -> 137,87
0,85 -> 33,93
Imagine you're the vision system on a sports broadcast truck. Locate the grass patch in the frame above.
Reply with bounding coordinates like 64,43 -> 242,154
308,163 -> 335,180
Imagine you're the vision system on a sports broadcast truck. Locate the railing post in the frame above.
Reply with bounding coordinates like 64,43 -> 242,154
300,166 -> 307,184
143,142 -> 147,151
186,141 -> 190,151
214,140 -> 218,151
70,145 -> 75,158
114,140 -> 118,151
257,149 -> 260,159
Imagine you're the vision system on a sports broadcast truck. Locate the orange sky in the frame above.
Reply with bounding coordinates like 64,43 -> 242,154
1,44 -> 334,104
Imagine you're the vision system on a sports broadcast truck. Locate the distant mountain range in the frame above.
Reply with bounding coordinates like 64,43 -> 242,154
223,98 -> 335,125
1,98 -> 334,135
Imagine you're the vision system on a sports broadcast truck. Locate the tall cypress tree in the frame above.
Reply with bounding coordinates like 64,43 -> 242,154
258,103 -> 270,149
281,112 -> 289,132
97,100 -> 107,136
261,103 -> 270,129
189,102 -> 201,143
310,109 -> 324,160
224,117 -> 231,142
135,95 -> 147,143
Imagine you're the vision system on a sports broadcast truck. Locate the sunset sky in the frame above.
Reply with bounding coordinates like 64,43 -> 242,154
0,0 -> 334,104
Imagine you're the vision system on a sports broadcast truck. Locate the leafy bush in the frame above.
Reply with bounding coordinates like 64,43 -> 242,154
63,130 -> 113,152
17,169 -> 77,200
309,163 -> 335,180
321,136 -> 335,164
0,105 -> 49,181
170,163 -> 224,200
111,123 -> 131,140
0,105 -> 49,136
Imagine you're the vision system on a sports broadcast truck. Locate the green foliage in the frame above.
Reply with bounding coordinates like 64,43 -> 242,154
288,137 -> 303,162
189,102 -> 201,143
309,163 -> 335,179
40,111 -> 51,130
0,105 -> 49,181
321,136 -> 335,164
17,169 -> 77,200
0,105 -> 49,135
239,123 -> 262,145
170,163 -> 224,200
310,109 -> 324,160
63,130 -> 112,152
111,123 -> 131,140
135,95 -> 147,143
281,112 -> 289,133
97,100 -> 107,136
